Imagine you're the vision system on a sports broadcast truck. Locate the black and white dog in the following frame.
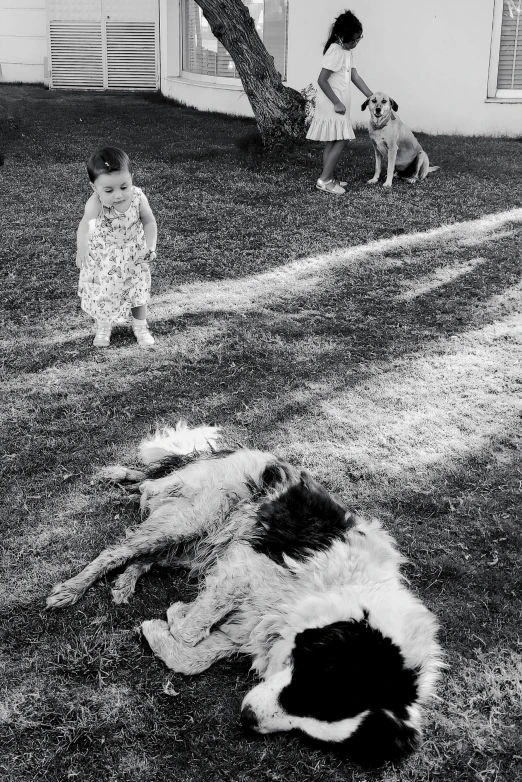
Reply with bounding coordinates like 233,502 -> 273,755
47,423 -> 442,767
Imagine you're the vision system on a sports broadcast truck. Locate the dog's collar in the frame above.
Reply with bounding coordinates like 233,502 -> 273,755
371,114 -> 392,130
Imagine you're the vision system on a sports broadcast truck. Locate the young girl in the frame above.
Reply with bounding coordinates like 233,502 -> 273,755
76,146 -> 157,347
307,10 -> 373,195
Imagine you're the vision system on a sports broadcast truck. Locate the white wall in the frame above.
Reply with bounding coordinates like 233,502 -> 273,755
162,0 -> 522,136
0,0 -> 47,83
288,0 -> 522,136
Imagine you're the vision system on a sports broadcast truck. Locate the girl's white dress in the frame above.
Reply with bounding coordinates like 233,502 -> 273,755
306,43 -> 356,142
78,186 -> 151,322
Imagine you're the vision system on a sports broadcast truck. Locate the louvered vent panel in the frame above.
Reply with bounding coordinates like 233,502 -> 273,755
106,22 -> 158,89
49,22 -> 104,89
497,2 -> 522,89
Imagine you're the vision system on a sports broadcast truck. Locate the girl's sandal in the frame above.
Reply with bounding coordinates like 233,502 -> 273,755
334,179 -> 348,188
316,179 -> 346,195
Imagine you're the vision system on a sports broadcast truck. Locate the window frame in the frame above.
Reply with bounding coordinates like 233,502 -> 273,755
488,0 -> 522,100
179,0 -> 288,85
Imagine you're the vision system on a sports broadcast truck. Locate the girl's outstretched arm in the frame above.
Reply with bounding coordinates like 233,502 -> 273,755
76,193 -> 99,268
351,68 -> 372,98
139,193 -> 157,253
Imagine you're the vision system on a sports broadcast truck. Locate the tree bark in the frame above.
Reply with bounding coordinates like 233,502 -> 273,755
194,0 -> 307,148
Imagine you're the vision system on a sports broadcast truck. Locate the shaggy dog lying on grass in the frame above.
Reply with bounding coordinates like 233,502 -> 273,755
47,423 -> 442,767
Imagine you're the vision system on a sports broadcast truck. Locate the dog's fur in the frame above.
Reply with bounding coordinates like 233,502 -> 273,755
47,423 -> 442,767
362,92 -> 439,189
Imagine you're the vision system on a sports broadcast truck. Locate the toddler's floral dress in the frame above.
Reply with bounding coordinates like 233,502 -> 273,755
78,186 -> 151,322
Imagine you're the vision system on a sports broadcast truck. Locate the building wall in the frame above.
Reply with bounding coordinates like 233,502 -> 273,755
290,0 -> 521,136
162,0 -> 522,136
0,0 -> 47,83
2,0 -> 520,135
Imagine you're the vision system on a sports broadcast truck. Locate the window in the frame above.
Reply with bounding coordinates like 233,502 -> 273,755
488,0 -> 522,98
182,0 -> 288,82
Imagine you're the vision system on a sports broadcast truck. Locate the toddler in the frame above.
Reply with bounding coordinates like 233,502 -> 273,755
77,146 -> 157,347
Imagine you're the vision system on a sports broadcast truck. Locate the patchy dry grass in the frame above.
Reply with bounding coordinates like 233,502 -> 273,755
1,85 -> 521,782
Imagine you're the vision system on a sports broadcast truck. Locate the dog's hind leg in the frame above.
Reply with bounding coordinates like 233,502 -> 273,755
46,503 -> 206,609
409,151 -> 438,182
111,550 -> 189,604
111,558 -> 156,604
402,152 -> 424,184
142,619 -> 237,675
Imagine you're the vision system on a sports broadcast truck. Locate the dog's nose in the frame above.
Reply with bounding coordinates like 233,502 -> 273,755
241,705 -> 259,734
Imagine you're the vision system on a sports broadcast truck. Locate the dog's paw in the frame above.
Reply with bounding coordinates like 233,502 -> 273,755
110,581 -> 133,604
382,181 -> 393,190
111,565 -> 145,604
166,600 -> 189,628
142,619 -> 200,674
167,601 -> 206,646
142,619 -> 173,658
46,582 -> 81,610
367,177 -> 379,185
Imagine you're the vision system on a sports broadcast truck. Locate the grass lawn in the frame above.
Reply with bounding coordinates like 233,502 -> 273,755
1,85 -> 522,782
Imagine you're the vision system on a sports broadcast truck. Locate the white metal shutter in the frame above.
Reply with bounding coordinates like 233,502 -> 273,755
49,21 -> 104,89
48,0 -> 158,90
497,1 -> 522,89
106,21 -> 158,89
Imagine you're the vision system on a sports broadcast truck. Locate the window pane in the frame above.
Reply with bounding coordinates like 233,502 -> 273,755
183,0 -> 287,80
497,0 -> 522,89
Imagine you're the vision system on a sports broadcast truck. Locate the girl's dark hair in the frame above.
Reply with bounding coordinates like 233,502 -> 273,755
323,10 -> 362,54
86,146 -> 132,182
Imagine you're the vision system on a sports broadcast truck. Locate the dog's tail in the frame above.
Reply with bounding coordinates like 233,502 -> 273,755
427,165 -> 439,173
139,421 -> 221,464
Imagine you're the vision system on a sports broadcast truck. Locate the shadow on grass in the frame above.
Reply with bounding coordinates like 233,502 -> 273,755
1,433 -> 520,782
2,87 -> 522,782
2,86 -> 522,326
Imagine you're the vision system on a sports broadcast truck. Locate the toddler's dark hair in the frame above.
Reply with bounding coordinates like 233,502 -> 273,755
324,10 -> 363,54
87,146 -> 132,183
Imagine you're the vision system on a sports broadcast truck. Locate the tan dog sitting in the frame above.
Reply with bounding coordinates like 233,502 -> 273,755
361,92 -> 439,189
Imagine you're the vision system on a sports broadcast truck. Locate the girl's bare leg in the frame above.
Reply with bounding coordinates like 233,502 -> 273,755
322,141 -> 334,172
319,140 -> 346,183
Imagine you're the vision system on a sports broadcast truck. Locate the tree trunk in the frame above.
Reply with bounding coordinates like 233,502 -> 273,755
194,0 -> 307,148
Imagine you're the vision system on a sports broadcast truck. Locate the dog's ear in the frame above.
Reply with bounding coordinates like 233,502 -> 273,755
361,98 -> 369,112
390,98 -> 399,112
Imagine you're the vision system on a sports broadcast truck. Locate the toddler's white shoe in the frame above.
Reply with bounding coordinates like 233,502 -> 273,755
93,323 -> 112,347
133,322 -> 155,348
